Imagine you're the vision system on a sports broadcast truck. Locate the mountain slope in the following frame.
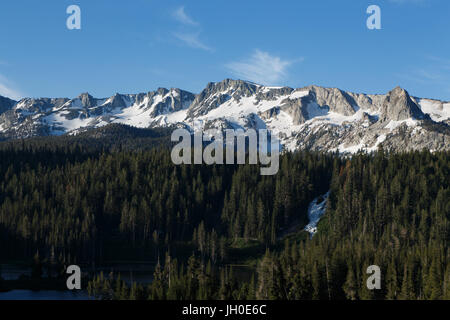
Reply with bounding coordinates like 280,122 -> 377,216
0,96 -> 16,115
0,79 -> 449,153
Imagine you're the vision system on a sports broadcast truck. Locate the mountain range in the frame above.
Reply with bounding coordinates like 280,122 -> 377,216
1,79 -> 449,152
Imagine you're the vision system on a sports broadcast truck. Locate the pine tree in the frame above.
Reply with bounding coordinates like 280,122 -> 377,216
385,260 -> 398,300
343,263 -> 358,300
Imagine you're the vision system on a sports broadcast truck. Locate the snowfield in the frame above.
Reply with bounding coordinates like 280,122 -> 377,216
304,192 -> 330,237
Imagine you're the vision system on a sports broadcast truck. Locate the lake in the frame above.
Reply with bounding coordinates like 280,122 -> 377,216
0,262 -> 254,300
0,289 -> 90,300
0,262 -> 155,300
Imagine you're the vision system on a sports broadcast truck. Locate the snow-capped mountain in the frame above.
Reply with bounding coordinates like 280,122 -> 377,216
0,79 -> 449,153
0,88 -> 195,138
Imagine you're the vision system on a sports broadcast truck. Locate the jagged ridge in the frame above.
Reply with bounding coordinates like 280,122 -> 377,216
0,79 -> 449,153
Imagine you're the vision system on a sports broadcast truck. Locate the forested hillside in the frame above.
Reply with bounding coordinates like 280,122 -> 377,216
0,129 -> 448,299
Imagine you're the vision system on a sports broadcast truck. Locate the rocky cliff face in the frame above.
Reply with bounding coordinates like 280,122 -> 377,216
380,86 -> 426,122
0,79 -> 449,153
0,96 -> 16,115
307,86 -> 357,116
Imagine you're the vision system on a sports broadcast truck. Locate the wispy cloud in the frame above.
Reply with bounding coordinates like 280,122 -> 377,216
226,50 -> 301,85
173,32 -> 213,52
395,72 -> 428,85
409,56 -> 450,81
396,69 -> 445,85
0,74 -> 23,100
171,6 -> 212,52
172,6 -> 198,26
395,55 -> 450,99
426,55 -> 450,70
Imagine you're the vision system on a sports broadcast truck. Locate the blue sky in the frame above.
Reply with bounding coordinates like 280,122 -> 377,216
0,0 -> 449,101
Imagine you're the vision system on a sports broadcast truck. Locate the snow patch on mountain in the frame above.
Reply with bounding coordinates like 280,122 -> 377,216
417,98 -> 450,122
384,119 -> 418,131
0,79 -> 448,153
305,192 -> 329,237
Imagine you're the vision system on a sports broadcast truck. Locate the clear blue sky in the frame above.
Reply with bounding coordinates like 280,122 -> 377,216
0,0 -> 449,101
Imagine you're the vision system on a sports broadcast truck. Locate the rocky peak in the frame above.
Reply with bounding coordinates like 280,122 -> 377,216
77,92 -> 96,108
188,79 -> 259,118
15,97 -> 67,113
147,88 -> 194,117
156,87 -> 169,96
307,86 -> 356,116
380,86 -> 426,121
0,95 -> 17,114
208,79 -> 259,93
109,93 -> 126,109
